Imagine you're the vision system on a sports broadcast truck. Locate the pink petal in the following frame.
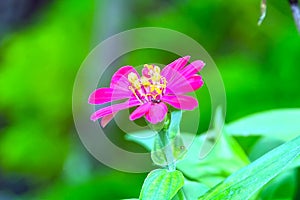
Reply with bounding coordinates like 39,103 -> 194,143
166,74 -> 204,94
162,95 -> 198,110
145,103 -> 168,124
165,60 -> 205,89
169,56 -> 191,71
88,88 -> 131,104
161,56 -> 190,82
129,102 -> 151,121
100,114 -> 114,127
90,99 -> 140,121
186,75 -> 204,91
180,60 -> 205,79
110,66 -> 139,92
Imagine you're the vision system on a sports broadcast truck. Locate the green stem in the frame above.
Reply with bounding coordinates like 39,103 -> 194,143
157,129 -> 175,171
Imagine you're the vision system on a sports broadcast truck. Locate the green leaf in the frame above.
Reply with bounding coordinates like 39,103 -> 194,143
171,136 -> 186,161
168,110 -> 182,139
260,169 -> 297,200
125,130 -> 154,151
172,180 -> 210,200
140,169 -> 184,200
151,134 -> 168,166
226,109 -> 300,141
177,131 -> 249,187
181,180 -> 209,199
248,137 -> 283,161
288,155 -> 300,169
151,134 -> 187,167
244,137 -> 300,170
198,135 -> 300,200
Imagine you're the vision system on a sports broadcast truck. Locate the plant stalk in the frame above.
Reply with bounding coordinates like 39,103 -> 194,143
157,129 -> 176,171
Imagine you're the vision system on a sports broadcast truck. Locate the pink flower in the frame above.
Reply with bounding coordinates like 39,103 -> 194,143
88,56 -> 205,127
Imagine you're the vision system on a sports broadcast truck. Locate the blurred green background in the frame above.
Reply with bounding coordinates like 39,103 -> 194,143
0,0 -> 299,199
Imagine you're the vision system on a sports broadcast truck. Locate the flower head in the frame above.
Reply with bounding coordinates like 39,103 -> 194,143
88,56 -> 205,127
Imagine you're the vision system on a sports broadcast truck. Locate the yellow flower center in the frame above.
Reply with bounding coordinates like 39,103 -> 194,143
128,65 -> 167,103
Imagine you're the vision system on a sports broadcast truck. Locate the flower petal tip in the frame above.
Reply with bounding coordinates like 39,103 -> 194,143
90,111 -> 100,121
88,97 -> 96,104
90,115 -> 98,121
190,102 -> 198,110
183,55 -> 191,61
100,114 -> 114,127
91,118 -> 97,122
199,60 -> 206,68
88,92 -> 96,104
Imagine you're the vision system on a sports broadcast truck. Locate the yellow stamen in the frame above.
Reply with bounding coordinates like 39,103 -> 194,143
154,65 -> 160,73
161,77 -> 167,87
150,85 -> 155,92
151,73 -> 161,82
128,72 -> 141,89
144,64 -> 154,70
140,76 -> 150,86
127,65 -> 167,103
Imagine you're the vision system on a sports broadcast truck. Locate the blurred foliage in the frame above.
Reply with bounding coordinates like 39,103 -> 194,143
0,0 -> 299,199
0,0 -> 94,176
34,171 -> 145,200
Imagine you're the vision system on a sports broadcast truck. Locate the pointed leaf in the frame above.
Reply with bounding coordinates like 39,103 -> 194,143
181,180 -> 209,199
177,131 -> 249,187
260,169 -> 297,200
226,109 -> 300,141
125,130 -> 155,151
140,169 -> 184,200
198,135 -> 300,200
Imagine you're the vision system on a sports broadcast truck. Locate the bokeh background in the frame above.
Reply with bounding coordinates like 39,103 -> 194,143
0,0 -> 299,199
